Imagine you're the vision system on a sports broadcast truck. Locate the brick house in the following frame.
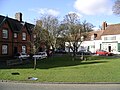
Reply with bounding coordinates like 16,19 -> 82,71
0,13 -> 34,58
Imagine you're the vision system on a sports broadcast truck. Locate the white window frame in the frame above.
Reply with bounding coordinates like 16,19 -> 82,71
2,45 -> 8,54
22,32 -> 26,40
22,46 -> 26,53
2,29 -> 8,39
104,36 -> 116,40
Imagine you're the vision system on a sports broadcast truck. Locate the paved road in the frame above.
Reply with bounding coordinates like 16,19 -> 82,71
0,82 -> 120,90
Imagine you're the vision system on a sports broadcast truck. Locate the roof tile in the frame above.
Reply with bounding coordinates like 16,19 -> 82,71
102,24 -> 120,36
0,15 -> 34,33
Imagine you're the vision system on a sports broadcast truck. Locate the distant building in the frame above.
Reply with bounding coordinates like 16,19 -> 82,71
80,30 -> 104,53
0,12 -> 34,58
65,30 -> 104,53
65,21 -> 120,54
101,23 -> 120,54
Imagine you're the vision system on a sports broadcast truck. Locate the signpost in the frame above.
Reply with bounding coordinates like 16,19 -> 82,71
34,57 -> 36,70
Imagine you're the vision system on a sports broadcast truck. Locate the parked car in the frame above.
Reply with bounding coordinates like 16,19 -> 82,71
77,50 -> 92,55
14,52 -> 30,60
55,49 -> 66,54
33,52 -> 47,60
96,50 -> 113,56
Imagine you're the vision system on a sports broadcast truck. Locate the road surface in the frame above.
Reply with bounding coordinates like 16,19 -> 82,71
0,82 -> 120,90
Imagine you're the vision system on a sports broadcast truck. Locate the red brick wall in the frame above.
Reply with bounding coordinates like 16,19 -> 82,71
18,26 -> 31,54
0,21 -> 13,57
0,21 -> 32,58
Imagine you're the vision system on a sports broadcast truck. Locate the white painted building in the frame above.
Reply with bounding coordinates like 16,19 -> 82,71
65,22 -> 120,54
80,40 -> 102,53
65,30 -> 104,53
101,24 -> 120,54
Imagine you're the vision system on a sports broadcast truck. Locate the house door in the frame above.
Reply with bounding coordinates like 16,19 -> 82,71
14,47 -> 18,54
100,44 -> 102,50
87,46 -> 90,51
108,46 -> 111,52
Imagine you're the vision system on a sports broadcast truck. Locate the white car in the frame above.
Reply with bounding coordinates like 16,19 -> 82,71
15,52 -> 30,60
33,52 -> 47,60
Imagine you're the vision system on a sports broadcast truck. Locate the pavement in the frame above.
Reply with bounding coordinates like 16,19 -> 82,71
0,82 -> 120,90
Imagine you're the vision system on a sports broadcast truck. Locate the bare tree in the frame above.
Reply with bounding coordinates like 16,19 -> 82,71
60,13 -> 94,60
31,20 -> 43,54
60,13 -> 83,60
33,14 -> 60,53
82,20 -> 94,32
113,0 -> 120,16
41,15 -> 60,50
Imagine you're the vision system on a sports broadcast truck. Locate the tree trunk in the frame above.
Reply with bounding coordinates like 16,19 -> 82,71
72,45 -> 76,61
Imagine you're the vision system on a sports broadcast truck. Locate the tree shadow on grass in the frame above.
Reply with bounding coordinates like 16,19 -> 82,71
0,56 -> 109,69
80,60 -> 109,65
35,60 -> 109,69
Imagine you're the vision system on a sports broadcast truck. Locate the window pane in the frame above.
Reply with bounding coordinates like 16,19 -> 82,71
22,33 -> 26,40
14,33 -> 17,38
2,45 -> 8,54
2,29 -> 8,39
22,46 -> 26,53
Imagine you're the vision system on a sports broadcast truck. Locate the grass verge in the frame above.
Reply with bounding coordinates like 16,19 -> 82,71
0,55 -> 120,82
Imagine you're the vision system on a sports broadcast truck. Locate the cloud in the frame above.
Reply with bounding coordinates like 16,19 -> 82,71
74,0 -> 113,15
30,8 -> 60,16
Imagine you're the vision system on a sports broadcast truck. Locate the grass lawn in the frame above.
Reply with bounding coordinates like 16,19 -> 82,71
0,55 -> 120,82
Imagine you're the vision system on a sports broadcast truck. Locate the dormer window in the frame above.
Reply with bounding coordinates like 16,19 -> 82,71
22,32 -> 26,40
91,35 -> 94,40
94,34 -> 97,38
91,34 -> 97,40
2,29 -> 8,39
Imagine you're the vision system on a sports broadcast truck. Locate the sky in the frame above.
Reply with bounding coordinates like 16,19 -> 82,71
0,0 -> 120,30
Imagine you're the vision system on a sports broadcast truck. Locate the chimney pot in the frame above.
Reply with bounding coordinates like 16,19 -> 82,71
15,12 -> 22,22
102,21 -> 107,30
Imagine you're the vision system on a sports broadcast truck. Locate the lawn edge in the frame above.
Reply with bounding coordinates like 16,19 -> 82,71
1,80 -> 120,84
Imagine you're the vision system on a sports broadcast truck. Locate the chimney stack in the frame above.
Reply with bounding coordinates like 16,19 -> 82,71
102,21 -> 107,30
15,12 -> 22,22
